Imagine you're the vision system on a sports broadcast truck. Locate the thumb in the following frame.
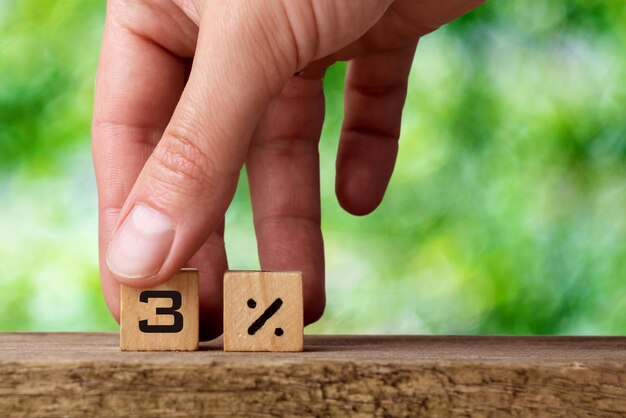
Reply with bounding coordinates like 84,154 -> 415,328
105,2 -> 299,286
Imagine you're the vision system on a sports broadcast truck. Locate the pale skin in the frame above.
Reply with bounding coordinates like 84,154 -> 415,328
92,0 -> 484,339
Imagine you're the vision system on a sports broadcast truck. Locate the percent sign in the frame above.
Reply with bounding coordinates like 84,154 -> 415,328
247,298 -> 284,336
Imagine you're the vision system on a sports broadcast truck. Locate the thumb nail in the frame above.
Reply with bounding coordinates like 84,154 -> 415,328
106,204 -> 175,280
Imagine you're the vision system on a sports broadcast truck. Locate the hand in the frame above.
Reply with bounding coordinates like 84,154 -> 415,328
92,0 -> 484,339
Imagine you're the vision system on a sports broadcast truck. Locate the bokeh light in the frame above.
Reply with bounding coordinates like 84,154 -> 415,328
1,1 -> 624,335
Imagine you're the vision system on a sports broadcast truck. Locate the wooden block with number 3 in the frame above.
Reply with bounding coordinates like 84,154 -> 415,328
223,271 -> 303,352
120,268 -> 199,351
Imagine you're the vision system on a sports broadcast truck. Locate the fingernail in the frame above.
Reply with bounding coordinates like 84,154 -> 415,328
106,204 -> 175,280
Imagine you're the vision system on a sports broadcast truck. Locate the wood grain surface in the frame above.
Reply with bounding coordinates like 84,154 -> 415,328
0,333 -> 625,417
121,268 -> 199,351
223,271 -> 303,352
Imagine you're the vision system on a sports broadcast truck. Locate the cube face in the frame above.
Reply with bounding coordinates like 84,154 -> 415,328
120,268 -> 199,351
223,271 -> 303,352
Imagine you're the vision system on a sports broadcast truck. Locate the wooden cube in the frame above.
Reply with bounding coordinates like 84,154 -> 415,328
223,271 -> 303,352
120,268 -> 199,351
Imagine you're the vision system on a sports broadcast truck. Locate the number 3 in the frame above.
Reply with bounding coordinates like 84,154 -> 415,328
138,290 -> 184,333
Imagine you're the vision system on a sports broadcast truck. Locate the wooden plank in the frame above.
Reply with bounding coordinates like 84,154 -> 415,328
0,333 -> 624,417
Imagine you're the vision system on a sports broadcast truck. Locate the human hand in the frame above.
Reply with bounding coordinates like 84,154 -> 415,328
92,0 -> 484,339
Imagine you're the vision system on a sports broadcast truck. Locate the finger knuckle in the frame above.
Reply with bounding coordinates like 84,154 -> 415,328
277,0 -> 320,66
150,127 -> 217,196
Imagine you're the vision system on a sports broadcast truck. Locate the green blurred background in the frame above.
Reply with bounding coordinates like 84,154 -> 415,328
1,1 -> 625,335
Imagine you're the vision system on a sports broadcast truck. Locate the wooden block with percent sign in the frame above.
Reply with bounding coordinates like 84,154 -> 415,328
120,268 -> 199,351
223,271 -> 303,352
